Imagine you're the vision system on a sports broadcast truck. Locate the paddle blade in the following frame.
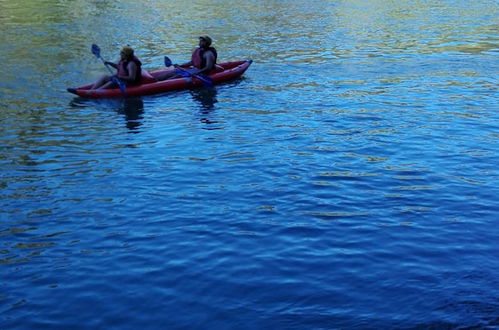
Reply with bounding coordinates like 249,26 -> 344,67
91,44 -> 101,58
164,56 -> 173,67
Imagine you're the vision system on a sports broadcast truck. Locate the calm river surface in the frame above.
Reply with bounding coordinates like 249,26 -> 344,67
1,0 -> 498,329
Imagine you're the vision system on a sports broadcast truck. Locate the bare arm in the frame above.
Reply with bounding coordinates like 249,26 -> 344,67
104,61 -> 119,69
175,60 -> 192,68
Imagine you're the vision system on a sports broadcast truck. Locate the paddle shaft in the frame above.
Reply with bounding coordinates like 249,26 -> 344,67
164,56 -> 212,86
99,57 -> 117,75
175,66 -> 213,86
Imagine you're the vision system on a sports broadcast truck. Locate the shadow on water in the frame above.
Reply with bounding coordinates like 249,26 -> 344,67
69,97 -> 145,132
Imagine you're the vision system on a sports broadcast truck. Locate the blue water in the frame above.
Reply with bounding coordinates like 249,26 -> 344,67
1,0 -> 499,328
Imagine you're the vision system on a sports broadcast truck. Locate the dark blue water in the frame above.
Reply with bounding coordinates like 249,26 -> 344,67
1,0 -> 499,328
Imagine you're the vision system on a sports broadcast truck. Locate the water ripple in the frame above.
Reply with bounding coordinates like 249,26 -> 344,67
2,0 -> 499,329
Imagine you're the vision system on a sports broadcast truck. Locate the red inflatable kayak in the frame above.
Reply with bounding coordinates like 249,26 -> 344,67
67,60 -> 252,98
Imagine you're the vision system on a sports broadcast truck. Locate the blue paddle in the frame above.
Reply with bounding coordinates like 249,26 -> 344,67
91,44 -> 127,95
164,56 -> 213,87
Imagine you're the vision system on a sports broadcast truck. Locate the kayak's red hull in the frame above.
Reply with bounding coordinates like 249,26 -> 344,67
68,60 -> 252,98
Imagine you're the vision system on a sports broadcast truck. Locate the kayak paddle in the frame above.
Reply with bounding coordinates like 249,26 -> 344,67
91,44 -> 127,95
164,56 -> 213,87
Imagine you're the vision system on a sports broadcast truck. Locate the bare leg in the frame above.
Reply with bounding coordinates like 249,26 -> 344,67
92,75 -> 112,89
98,80 -> 117,89
156,70 -> 180,81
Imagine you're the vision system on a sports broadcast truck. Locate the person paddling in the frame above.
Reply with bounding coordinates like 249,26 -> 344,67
187,35 -> 218,74
92,46 -> 143,89
157,35 -> 218,81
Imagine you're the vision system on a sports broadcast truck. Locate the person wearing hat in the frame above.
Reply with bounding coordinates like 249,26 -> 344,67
188,35 -> 218,74
157,35 -> 218,81
92,46 -> 143,89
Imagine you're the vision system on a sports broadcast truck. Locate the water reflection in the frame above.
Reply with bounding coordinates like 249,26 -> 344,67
190,87 -> 218,112
190,88 -> 219,127
119,98 -> 144,132
69,97 -> 145,131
